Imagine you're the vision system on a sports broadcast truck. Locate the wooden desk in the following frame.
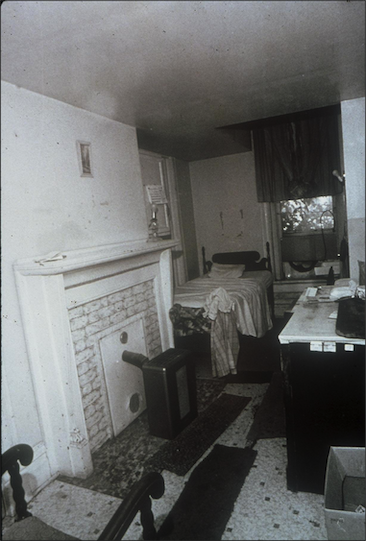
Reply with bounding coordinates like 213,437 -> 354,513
279,290 -> 365,494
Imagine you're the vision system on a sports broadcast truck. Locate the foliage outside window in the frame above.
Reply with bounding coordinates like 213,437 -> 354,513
281,196 -> 334,234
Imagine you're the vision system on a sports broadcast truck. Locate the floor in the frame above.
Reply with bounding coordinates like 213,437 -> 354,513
7,320 -> 329,540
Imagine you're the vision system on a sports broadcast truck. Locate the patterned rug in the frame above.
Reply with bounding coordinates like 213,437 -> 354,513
145,393 -> 251,476
57,379 -> 228,499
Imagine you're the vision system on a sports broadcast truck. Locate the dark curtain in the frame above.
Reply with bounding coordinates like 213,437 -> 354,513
253,113 -> 343,202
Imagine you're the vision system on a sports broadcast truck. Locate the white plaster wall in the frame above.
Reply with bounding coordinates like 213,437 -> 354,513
189,152 -> 265,268
341,97 -> 365,281
1,81 -> 147,483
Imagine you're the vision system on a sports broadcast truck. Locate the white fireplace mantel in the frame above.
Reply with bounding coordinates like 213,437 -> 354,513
14,239 -> 178,480
14,238 -> 179,275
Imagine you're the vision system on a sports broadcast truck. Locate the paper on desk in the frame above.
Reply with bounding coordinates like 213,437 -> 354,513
329,280 -> 357,301
328,310 -> 338,319
305,287 -> 318,297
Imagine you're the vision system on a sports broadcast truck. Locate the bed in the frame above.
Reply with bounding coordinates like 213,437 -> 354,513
169,242 -> 274,378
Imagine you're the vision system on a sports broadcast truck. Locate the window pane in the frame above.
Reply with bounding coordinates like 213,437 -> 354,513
281,196 -> 334,234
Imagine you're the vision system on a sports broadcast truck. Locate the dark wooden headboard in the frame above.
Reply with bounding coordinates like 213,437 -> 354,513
203,242 -> 272,274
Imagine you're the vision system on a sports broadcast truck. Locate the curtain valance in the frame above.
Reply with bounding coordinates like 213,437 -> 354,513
253,112 -> 343,202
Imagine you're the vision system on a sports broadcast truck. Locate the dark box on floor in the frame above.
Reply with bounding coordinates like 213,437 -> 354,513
142,348 -> 197,439
324,446 -> 365,540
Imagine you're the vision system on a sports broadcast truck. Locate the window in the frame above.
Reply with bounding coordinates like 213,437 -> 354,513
280,195 -> 338,270
139,150 -> 171,238
281,196 -> 334,235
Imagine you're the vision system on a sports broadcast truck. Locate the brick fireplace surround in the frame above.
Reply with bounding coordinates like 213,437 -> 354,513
14,239 -> 178,481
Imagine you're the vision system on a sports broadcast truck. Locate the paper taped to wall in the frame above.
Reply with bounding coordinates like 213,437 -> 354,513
146,185 -> 168,205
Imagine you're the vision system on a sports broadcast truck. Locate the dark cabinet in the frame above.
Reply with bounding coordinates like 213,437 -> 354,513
281,342 -> 365,494
279,292 -> 365,494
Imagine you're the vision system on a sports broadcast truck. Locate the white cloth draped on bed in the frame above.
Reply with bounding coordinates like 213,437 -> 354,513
203,286 -> 233,319
173,272 -> 273,376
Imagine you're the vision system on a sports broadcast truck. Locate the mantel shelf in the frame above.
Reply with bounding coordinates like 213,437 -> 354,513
14,238 -> 179,276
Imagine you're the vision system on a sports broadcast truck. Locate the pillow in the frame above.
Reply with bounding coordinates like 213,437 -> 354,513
208,263 -> 245,279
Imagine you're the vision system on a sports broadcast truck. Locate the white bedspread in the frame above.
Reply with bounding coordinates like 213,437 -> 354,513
174,271 -> 273,338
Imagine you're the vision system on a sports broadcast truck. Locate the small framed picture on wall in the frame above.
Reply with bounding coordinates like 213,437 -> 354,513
76,140 -> 93,177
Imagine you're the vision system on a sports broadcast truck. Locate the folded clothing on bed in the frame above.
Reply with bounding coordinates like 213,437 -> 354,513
169,304 -> 211,336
